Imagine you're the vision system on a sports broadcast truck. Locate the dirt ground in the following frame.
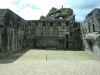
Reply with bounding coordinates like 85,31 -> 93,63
0,49 -> 100,75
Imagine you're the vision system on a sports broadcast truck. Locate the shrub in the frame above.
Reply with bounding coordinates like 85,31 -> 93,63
49,10 -> 62,16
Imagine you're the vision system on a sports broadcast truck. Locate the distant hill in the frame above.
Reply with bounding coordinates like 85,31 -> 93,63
85,8 -> 100,18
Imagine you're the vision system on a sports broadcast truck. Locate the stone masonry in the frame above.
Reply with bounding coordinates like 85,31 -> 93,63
0,9 -> 26,56
81,13 -> 100,57
26,20 -> 81,49
0,7 -> 100,57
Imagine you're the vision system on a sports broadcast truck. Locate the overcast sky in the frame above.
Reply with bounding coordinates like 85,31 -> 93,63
0,0 -> 100,22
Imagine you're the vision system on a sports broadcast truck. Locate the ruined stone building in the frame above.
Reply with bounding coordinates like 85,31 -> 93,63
26,20 -> 81,49
0,7 -> 82,56
0,7 -> 100,57
81,13 -> 100,57
25,7 -> 82,49
0,9 -> 26,56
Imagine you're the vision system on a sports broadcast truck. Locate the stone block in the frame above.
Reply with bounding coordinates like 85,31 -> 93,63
62,31 -> 69,34
57,26 -> 62,29
61,24 -> 65,26
43,27 -> 45,29
58,32 -> 65,37
59,28 -> 62,31
62,29 -> 67,31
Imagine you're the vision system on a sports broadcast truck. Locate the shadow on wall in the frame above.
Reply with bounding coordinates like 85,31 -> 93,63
86,39 -> 93,52
0,48 -> 29,64
23,39 -> 34,48
34,37 -> 66,49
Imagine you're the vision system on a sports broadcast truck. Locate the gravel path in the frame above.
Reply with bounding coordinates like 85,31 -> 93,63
0,49 -> 100,75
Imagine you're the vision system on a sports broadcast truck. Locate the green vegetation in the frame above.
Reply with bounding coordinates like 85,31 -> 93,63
49,9 -> 62,16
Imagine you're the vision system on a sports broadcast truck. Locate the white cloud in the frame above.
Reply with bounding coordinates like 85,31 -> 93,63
16,7 -> 42,20
17,0 -> 69,20
0,0 -> 70,20
0,0 -> 12,8
0,0 -> 100,21
0,0 -> 21,12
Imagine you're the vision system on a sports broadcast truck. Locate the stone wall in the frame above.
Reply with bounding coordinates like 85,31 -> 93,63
26,20 -> 82,49
34,37 -> 66,48
81,13 -> 100,57
0,8 -> 82,56
0,9 -> 26,56
68,22 -> 82,49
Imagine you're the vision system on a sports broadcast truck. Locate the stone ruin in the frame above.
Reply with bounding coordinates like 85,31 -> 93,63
0,7 -> 100,57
